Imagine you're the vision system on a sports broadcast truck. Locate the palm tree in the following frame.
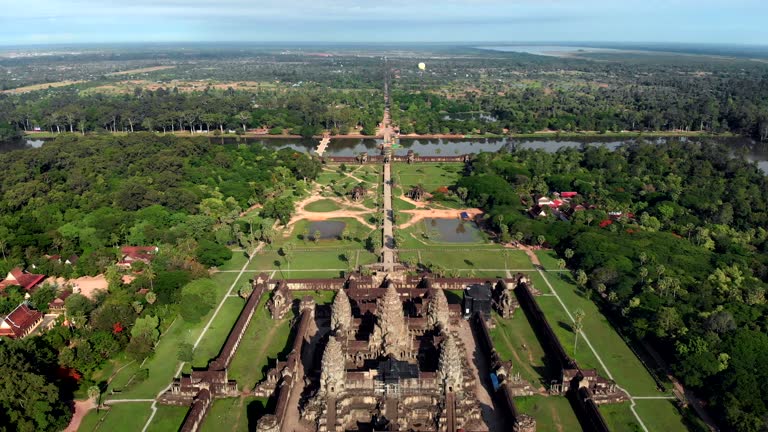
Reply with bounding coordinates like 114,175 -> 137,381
144,266 -> 156,292
87,385 -> 101,404
145,291 -> 157,305
573,309 -> 585,354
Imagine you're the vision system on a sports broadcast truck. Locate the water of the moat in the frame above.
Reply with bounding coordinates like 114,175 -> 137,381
423,218 -> 483,243
6,136 -> 768,172
308,221 -> 346,239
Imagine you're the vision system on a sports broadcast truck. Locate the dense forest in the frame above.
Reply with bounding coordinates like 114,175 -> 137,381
0,85 -> 383,138
457,142 -> 768,431
0,134 -> 320,430
391,71 -> 768,139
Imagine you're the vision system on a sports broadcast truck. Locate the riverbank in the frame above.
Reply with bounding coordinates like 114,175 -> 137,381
23,129 -> 737,140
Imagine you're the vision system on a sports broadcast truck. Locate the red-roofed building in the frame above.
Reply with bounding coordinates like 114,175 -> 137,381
548,199 -> 564,208
48,290 -> 73,312
560,192 -> 578,198
599,219 -> 613,228
0,268 -> 46,292
0,303 -> 43,338
117,246 -> 159,268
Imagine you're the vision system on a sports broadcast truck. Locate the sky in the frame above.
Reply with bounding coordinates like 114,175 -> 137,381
1,0 -> 767,46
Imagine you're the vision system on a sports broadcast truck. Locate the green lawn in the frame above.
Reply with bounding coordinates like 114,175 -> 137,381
392,162 -> 462,191
292,289 -> 337,304
191,297 -> 246,368
633,399 -> 689,432
398,248 -> 521,272
145,405 -> 190,432
201,397 -> 269,432
513,395 -> 582,432
216,251 -> 249,271
105,269 -> 243,400
541,271 -> 668,396
228,295 -> 295,391
78,402 -> 153,432
535,250 -> 563,271
600,402 -> 643,432
304,199 -> 343,212
393,196 -> 417,210
249,248 -> 372,273
491,313 -> 552,387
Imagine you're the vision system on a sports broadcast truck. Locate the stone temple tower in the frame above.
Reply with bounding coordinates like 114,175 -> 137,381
330,288 -> 352,334
426,288 -> 450,331
370,285 -> 410,359
438,335 -> 463,395
320,335 -> 346,396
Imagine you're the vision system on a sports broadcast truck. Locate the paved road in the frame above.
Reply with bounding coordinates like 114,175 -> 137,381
382,162 -> 395,270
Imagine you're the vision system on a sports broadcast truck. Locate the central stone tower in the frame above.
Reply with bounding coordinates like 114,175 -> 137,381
370,284 -> 411,359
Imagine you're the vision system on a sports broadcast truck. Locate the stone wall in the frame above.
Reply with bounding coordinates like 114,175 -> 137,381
514,281 -> 577,371
179,389 -> 211,432
323,154 -> 468,164
574,387 -> 611,432
279,278 -> 346,291
514,280 -> 616,431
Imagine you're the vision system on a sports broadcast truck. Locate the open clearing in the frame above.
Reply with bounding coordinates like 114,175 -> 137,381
3,80 -> 85,94
106,66 -> 176,76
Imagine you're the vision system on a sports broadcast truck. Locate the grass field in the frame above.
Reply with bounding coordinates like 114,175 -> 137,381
392,163 -> 462,191
513,395 -> 582,432
78,402 -> 153,432
191,297 -> 246,368
600,402 -> 643,432
541,271 -> 666,396
104,266 -> 243,400
491,313 -> 552,387
201,397 -> 269,432
228,295 -> 295,391
216,251 -> 249,271
145,405 -> 190,432
632,399 -> 689,432
3,80 -> 85,94
292,289 -> 337,304
304,199 -> 343,212
535,250 -> 563,271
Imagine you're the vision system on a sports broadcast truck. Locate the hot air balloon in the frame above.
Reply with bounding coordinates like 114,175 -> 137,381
418,62 -> 426,71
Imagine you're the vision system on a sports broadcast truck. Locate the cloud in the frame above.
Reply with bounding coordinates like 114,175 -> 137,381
2,0 -> 767,44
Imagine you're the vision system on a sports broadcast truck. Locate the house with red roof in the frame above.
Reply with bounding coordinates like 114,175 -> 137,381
0,303 -> 43,338
560,192 -> 578,198
0,268 -> 46,292
117,246 -> 159,269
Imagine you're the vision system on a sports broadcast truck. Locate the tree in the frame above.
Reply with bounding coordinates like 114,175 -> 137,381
145,291 -> 157,305
239,283 -> 253,299
573,309 -> 585,354
575,269 -> 588,289
237,111 -> 250,132
195,240 -> 233,267
0,339 -> 72,431
564,248 -> 574,259
179,279 -> 217,323
87,385 -> 101,404
556,259 -> 566,270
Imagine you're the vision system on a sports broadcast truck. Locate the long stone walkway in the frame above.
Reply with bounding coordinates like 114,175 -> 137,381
382,161 -> 395,270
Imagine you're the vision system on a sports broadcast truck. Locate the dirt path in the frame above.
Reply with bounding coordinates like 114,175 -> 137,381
398,208 -> 483,229
238,203 -> 262,218
285,192 -> 376,232
322,166 -> 368,184
63,399 -> 96,432
520,245 -> 542,266
550,405 -> 564,432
